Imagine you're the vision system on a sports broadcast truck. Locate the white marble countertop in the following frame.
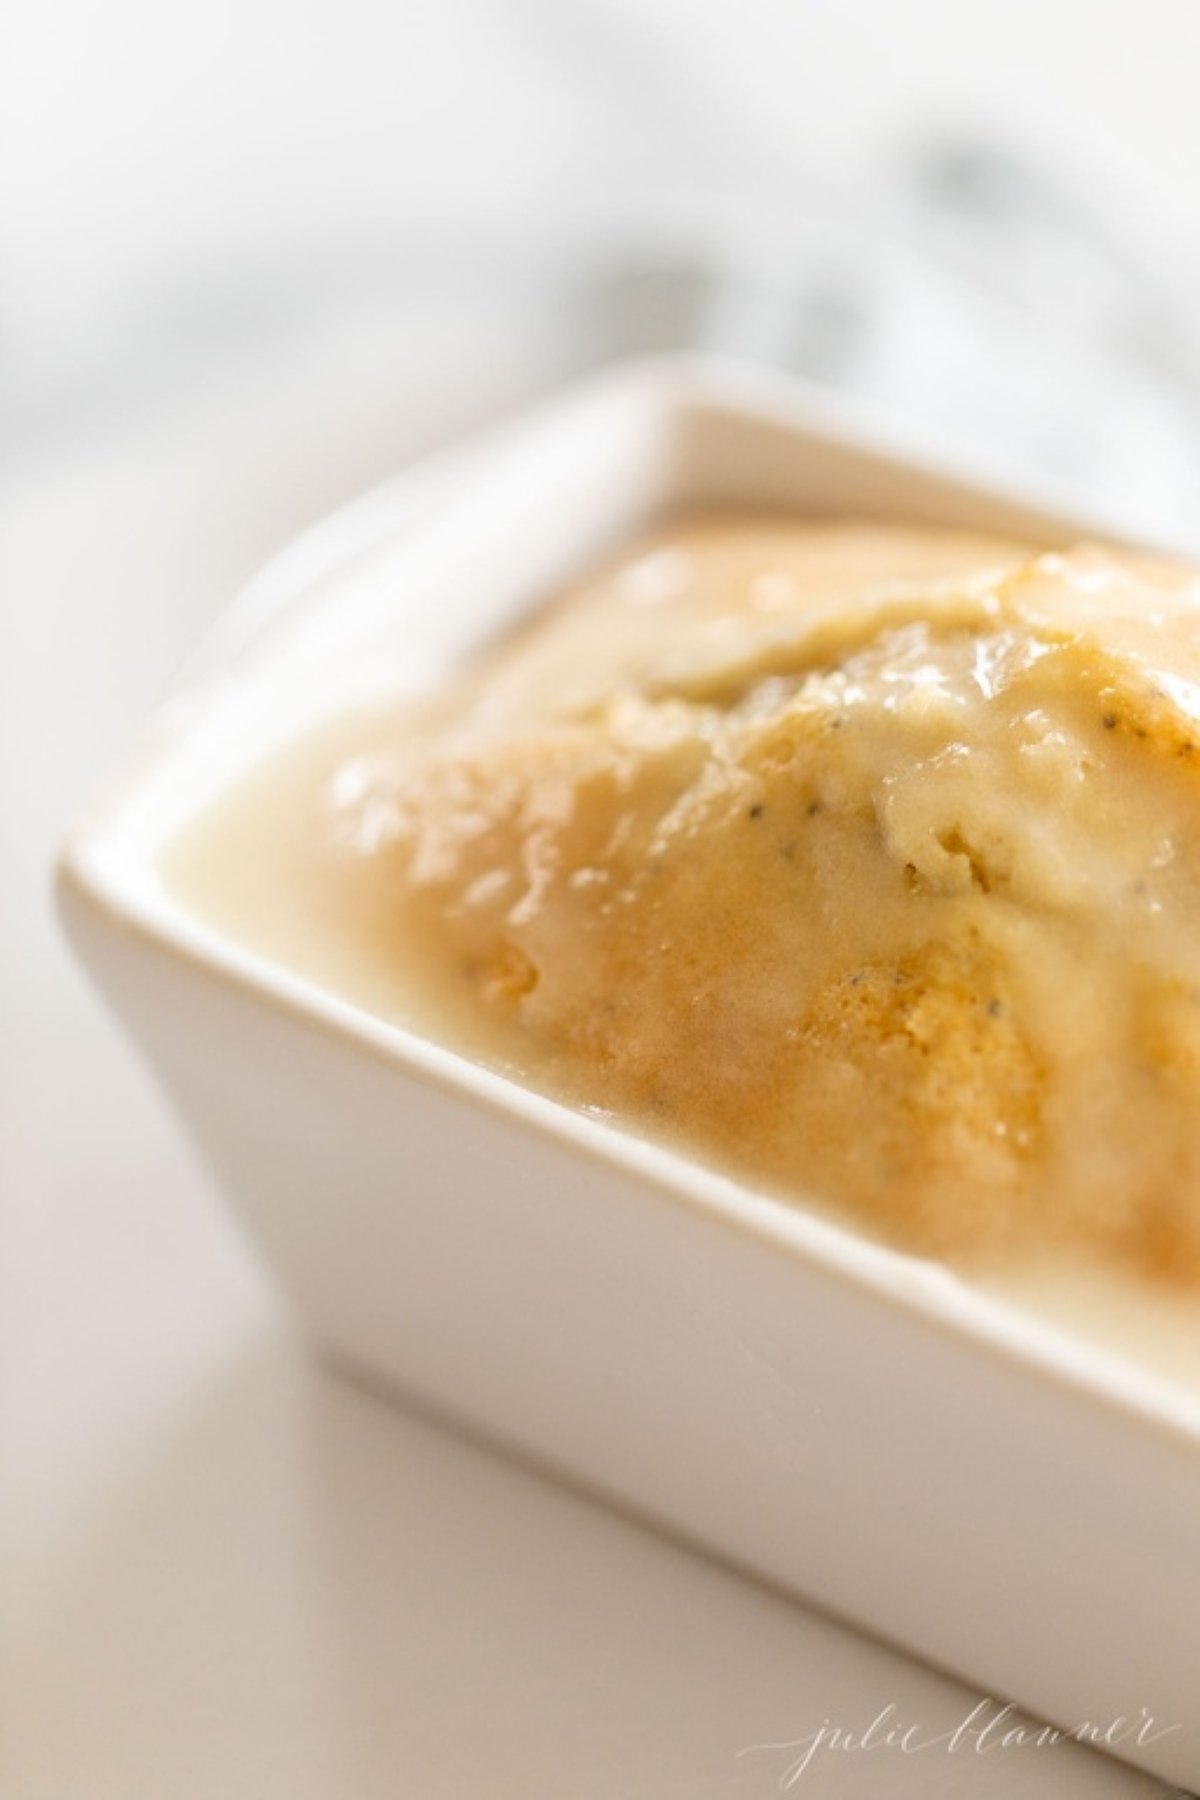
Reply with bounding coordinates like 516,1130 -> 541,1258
5,3 -> 1199,1792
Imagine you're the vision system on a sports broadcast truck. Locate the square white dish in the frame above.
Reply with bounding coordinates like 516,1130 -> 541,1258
58,358 -> 1200,1786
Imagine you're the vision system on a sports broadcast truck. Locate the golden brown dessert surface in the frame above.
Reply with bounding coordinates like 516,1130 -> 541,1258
162,512 -> 1200,1294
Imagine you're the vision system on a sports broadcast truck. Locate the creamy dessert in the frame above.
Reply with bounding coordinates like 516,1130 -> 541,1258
163,512 -> 1200,1307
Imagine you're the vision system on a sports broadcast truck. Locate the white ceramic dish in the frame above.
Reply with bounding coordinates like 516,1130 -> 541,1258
59,359 -> 1200,1786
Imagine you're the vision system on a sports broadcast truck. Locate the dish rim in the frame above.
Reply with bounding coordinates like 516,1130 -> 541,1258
58,352 -> 1200,1450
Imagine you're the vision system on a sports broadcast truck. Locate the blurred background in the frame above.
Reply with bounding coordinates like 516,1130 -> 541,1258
10,0 -> 1200,533
4,5 -> 1199,1796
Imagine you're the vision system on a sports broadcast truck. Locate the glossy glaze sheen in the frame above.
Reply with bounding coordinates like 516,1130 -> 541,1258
165,512 -> 1200,1290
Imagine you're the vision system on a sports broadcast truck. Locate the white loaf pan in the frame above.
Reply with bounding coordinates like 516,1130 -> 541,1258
58,359 -> 1200,1786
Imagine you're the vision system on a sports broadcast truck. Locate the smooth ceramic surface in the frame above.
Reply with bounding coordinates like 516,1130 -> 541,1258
58,359 -> 1200,1786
